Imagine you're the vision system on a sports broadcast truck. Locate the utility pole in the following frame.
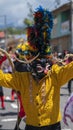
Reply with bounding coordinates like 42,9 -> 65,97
0,15 -> 7,49
70,0 -> 73,51
4,15 -> 7,49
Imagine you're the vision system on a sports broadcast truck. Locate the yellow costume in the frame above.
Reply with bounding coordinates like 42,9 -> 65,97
0,62 -> 73,127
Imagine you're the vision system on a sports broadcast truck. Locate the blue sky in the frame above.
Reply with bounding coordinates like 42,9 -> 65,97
0,0 -> 69,27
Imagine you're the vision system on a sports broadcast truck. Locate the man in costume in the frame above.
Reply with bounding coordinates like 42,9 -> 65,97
0,6 -> 73,130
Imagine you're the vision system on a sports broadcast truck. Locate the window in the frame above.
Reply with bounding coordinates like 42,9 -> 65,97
51,16 -> 58,37
61,10 -> 70,23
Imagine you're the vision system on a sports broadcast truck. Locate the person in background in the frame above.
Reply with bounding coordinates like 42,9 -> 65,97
0,52 -> 7,109
14,91 -> 26,130
7,46 -> 16,101
0,86 -> 5,109
11,39 -> 25,102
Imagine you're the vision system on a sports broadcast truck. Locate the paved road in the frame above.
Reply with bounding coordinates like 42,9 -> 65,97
0,83 -> 73,130
0,87 -> 26,130
60,83 -> 73,130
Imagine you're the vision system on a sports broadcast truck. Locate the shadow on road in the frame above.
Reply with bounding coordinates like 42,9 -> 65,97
61,87 -> 68,89
0,112 -> 17,116
1,129 -> 13,130
0,124 -> 2,128
60,93 -> 69,96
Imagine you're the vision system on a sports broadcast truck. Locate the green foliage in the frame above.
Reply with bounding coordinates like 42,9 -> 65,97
23,18 -> 33,27
7,27 -> 25,35
23,2 -> 34,27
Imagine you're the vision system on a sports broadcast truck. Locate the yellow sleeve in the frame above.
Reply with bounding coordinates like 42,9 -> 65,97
52,62 -> 73,87
0,70 -> 26,91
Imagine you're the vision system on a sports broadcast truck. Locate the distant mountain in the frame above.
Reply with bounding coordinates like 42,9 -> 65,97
0,23 -> 25,29
14,24 -> 25,29
0,23 -> 14,29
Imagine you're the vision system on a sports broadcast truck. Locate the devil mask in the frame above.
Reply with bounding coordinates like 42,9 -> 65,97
29,58 -> 53,81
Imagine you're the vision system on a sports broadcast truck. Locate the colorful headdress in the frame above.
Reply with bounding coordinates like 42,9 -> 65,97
27,6 -> 53,58
16,6 -> 53,62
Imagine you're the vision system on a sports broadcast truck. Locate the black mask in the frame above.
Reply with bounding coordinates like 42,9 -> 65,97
29,58 -> 53,81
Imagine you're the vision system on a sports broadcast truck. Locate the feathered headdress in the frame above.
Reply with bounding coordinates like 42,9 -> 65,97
16,6 -> 53,62
27,6 -> 53,57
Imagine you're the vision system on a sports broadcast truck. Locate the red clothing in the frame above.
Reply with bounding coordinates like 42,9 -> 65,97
17,93 -> 25,118
0,55 -> 6,109
0,55 -> 7,65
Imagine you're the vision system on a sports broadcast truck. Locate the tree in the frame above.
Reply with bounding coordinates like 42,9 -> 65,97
24,18 -> 33,27
23,2 -> 34,27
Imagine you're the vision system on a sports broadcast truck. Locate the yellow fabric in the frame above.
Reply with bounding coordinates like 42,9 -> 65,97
16,42 -> 37,52
0,62 -> 73,126
16,42 -> 38,59
16,42 -> 28,51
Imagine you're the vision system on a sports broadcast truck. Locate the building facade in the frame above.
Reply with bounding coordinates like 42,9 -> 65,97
51,2 -> 72,53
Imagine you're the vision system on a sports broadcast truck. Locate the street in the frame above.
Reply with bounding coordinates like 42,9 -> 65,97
0,83 -> 73,130
60,83 -> 73,130
0,87 -> 25,130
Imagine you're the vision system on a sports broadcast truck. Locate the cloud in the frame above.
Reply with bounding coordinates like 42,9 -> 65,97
0,0 -> 69,27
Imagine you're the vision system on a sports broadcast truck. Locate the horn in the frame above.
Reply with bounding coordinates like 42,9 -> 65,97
0,48 -> 15,72
15,53 -> 40,64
